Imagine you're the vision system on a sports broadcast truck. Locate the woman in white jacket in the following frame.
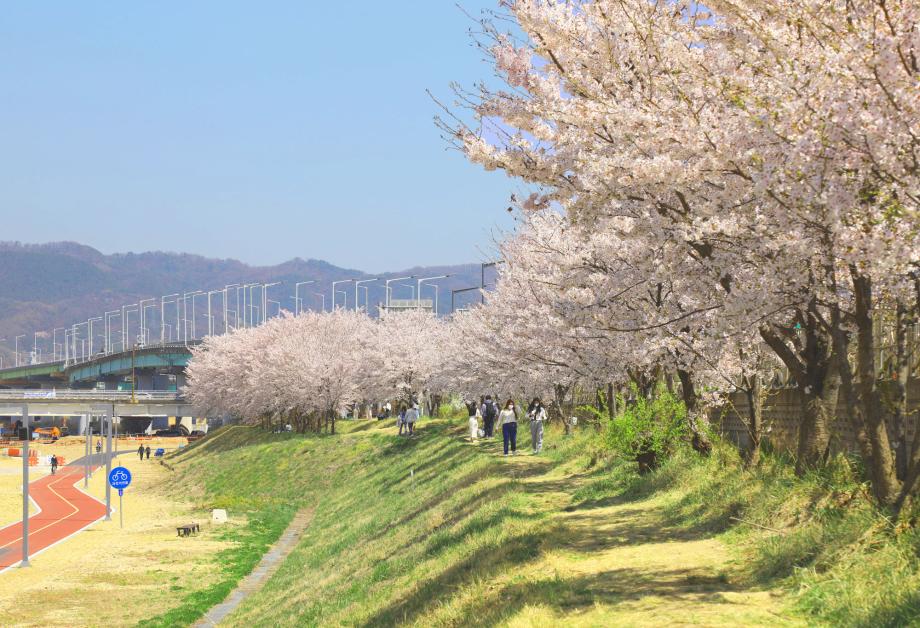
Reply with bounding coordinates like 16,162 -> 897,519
467,400 -> 481,442
499,399 -> 519,456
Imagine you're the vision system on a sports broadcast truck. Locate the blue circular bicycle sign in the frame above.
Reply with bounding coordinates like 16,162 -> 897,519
108,466 -> 132,494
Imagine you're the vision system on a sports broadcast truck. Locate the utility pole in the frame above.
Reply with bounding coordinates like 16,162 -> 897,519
84,413 -> 90,488
104,406 -> 113,521
20,404 -> 30,567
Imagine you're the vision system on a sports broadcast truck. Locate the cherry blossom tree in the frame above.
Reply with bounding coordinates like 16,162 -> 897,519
443,0 -> 920,507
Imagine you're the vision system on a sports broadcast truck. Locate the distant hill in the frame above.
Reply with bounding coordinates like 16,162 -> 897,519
0,241 -> 486,364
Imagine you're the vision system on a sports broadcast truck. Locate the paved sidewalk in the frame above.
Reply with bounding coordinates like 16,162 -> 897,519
195,508 -> 314,626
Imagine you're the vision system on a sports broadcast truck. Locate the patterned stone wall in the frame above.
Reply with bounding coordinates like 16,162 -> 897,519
713,380 -> 920,455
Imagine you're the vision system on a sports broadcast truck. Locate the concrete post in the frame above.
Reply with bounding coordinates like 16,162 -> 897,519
20,403 -> 30,567
104,409 -> 113,521
83,413 -> 90,488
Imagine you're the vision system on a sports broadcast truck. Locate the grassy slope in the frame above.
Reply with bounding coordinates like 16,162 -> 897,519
157,419 -> 794,627
150,418 -> 920,627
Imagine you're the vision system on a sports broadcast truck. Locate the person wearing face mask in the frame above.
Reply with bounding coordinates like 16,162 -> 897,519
499,399 -> 519,456
527,398 -> 547,454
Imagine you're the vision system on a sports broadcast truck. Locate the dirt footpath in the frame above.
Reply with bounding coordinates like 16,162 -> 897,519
492,459 -> 803,627
0,445 -> 234,628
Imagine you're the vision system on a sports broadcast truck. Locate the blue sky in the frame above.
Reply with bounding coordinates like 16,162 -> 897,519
0,2 -> 519,272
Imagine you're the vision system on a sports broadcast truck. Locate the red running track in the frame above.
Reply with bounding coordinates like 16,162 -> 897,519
0,466 -> 107,571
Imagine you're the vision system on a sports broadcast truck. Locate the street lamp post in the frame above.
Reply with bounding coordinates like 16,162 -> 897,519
191,292 -> 207,339
312,292 -> 326,312
451,286 -> 481,314
14,335 -> 25,367
416,275 -> 450,313
138,298 -> 155,346
223,284 -> 240,333
262,282 -> 281,323
140,302 -> 157,346
87,317 -> 103,357
52,328 -> 64,361
105,310 -> 120,353
120,304 -> 138,352
160,294 -> 179,343
182,291 -> 202,343
331,280 -> 354,310
384,275 -> 414,310
420,283 -> 443,315
207,290 -> 223,337
294,281 -> 315,316
354,278 -> 378,312
72,322 -> 89,361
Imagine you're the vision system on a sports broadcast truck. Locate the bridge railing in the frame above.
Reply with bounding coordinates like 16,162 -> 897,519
0,389 -> 184,402
0,340 -> 201,374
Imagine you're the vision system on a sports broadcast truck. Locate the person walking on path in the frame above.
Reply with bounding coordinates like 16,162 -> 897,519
527,398 -> 547,454
499,399 -> 519,456
50,454 -> 58,475
405,403 -> 420,437
95,440 -> 102,455
397,406 -> 407,436
138,445 -> 145,461
467,400 -> 480,442
145,446 -> 151,460
480,395 -> 498,439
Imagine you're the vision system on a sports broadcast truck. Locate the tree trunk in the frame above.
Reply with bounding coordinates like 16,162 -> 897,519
851,271 -> 900,505
890,300 -> 913,481
741,375 -> 763,467
760,303 -> 840,475
607,382 -> 616,420
676,369 -> 712,456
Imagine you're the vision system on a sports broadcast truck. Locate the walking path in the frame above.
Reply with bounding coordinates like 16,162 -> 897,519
0,451 -> 133,572
195,508 -> 314,627
0,466 -> 106,572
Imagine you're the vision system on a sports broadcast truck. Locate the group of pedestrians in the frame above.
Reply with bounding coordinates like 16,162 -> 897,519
137,445 -> 151,460
396,402 -> 420,437
467,395 -> 547,456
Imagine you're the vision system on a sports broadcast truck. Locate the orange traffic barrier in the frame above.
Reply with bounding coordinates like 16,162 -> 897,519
7,448 -> 20,457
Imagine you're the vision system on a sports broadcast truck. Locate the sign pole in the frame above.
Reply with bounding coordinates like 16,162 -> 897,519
108,467 -> 132,530
20,403 -> 30,568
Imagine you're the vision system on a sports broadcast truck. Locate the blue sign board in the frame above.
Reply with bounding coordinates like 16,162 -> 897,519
108,466 -> 132,492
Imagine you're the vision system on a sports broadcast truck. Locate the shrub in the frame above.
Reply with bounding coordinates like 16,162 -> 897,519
597,386 -> 689,471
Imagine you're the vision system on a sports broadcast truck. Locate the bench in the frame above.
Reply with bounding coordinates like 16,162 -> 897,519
176,522 -> 200,537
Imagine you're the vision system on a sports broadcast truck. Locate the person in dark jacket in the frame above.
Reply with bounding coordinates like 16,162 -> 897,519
138,445 -> 145,461
145,446 -> 151,460
480,395 -> 498,438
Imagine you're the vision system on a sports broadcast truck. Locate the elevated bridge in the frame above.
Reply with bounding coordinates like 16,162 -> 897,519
0,342 -> 196,388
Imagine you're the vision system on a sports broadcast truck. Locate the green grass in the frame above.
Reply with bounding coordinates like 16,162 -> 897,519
569,442 -> 920,627
142,419 -> 920,627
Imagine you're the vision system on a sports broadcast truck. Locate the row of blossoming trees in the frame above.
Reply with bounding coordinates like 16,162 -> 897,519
437,0 -> 920,514
188,0 -> 920,516
186,310 -> 448,434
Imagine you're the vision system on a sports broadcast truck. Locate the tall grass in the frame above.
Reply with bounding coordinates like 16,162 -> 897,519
570,439 -> 920,627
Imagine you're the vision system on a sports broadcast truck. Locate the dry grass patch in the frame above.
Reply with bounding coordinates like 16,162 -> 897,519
0,451 -> 234,628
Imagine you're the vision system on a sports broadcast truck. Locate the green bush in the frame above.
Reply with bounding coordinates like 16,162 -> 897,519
598,386 -> 689,463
